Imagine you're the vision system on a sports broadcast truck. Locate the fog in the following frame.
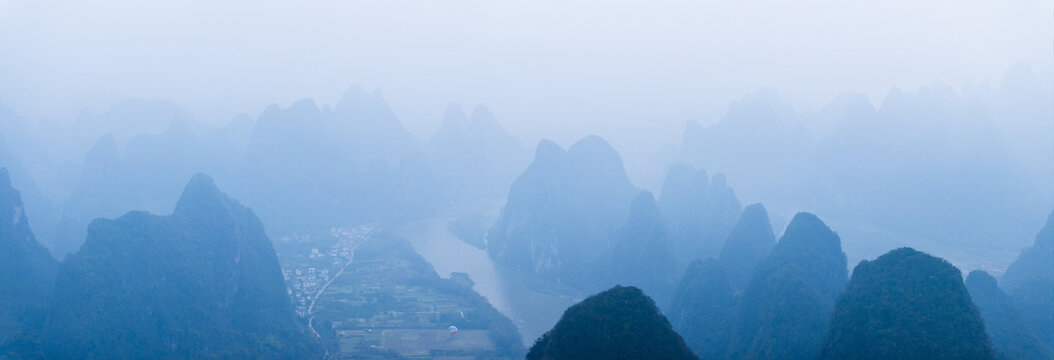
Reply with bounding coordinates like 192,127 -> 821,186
1,1 -> 1053,358
2,0 -> 1051,146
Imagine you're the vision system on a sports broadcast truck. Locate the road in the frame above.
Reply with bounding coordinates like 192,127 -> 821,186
307,238 -> 367,338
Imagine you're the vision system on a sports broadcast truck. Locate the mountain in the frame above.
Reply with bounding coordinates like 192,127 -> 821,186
1002,210 -> 1054,292
820,248 -> 993,360
121,118 -> 244,211
726,212 -> 848,360
238,95 -> 436,233
667,259 -> 736,359
814,86 -> 1036,248
657,162 -> 706,264
1002,210 -> 1054,352
239,98 -> 343,233
61,98 -> 191,158
427,103 -> 531,199
0,135 -> 60,256
0,103 -> 62,251
610,192 -> 678,307
487,135 -> 639,288
41,174 -> 319,359
718,203 -> 776,290
678,82 -> 1046,254
330,85 -> 421,166
0,168 -> 58,341
657,163 -> 742,267
53,115 -> 252,259
430,102 -> 470,146
1012,279 -> 1054,357
239,94 -> 438,235
966,270 -> 1052,360
677,89 -> 815,208
52,134 -> 126,258
527,285 -> 697,360
990,64 -> 1054,202
0,101 -> 54,180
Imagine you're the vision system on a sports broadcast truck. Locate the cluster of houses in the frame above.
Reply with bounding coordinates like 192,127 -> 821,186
282,224 -> 378,317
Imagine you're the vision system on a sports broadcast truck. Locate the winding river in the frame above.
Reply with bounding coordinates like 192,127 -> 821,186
395,216 -> 581,346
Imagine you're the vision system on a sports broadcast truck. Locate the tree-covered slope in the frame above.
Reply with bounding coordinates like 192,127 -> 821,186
726,212 -> 847,360
41,174 -> 319,359
667,259 -> 735,359
820,248 -> 993,360
528,285 -> 697,360
966,270 -> 1051,360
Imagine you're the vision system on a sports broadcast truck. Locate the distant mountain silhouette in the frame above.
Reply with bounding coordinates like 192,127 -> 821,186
820,248 -> 993,360
726,212 -> 847,360
718,203 -> 776,290
610,192 -> 678,307
528,285 -> 697,360
814,86 -> 1037,247
64,98 -> 191,157
0,101 -> 55,179
0,133 -> 60,256
966,270 -> 1052,360
240,94 -> 440,234
332,85 -> 421,166
678,89 -> 814,209
674,80 -> 1049,253
427,103 -> 531,199
668,258 -> 735,359
991,64 -> 1054,201
53,111 -> 252,259
0,168 -> 58,341
53,134 -> 125,258
41,174 -> 319,359
0,103 -> 61,250
241,98 -> 356,233
657,162 -> 742,267
487,135 -> 639,288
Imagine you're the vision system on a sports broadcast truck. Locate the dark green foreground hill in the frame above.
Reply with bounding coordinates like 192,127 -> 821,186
528,286 -> 697,360
40,174 -> 319,359
820,248 -> 993,360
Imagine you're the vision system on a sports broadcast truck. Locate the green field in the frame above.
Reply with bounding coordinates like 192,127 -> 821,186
309,235 -> 524,359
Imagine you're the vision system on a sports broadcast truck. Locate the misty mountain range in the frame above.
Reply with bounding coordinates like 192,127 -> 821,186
675,65 -> 1052,265
0,64 -> 1050,359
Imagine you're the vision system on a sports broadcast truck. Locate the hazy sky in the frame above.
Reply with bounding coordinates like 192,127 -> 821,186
1,0 -> 1051,150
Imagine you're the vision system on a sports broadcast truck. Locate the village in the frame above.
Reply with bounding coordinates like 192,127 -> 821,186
280,224 -> 378,317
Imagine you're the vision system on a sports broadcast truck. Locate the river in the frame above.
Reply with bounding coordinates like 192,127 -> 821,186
394,215 -> 582,346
